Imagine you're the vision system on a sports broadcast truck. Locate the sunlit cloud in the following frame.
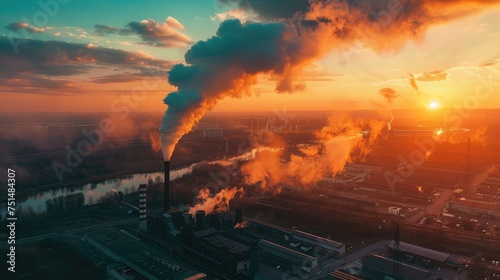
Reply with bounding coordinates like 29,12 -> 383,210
94,17 -> 192,48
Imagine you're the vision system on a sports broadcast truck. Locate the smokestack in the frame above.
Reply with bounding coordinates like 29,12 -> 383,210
195,210 -> 206,231
138,184 -> 147,232
235,206 -> 243,224
164,161 -> 170,212
210,212 -> 221,230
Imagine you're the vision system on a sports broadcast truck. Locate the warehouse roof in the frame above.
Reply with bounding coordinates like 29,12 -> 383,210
387,241 -> 450,263
363,254 -> 435,280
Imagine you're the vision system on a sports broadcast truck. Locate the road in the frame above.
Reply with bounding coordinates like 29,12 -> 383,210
408,189 -> 454,223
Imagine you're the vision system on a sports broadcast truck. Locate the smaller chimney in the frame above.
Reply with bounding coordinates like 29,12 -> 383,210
138,184 -> 147,231
195,210 -> 206,231
210,212 -> 221,230
235,206 -> 243,224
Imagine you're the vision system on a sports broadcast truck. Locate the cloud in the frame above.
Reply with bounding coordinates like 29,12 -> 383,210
94,24 -> 133,36
94,17 -> 192,48
5,22 -> 45,34
479,62 -> 496,67
217,0 -> 309,20
0,37 -> 174,90
408,73 -> 420,94
3,76 -> 75,90
158,0 -> 500,160
378,87 -> 398,104
211,8 -> 258,22
416,70 -> 448,82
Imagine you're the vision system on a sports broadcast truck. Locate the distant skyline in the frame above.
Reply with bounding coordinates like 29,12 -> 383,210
1,0 -> 499,112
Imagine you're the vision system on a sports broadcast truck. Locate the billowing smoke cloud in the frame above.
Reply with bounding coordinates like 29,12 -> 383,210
189,187 -> 245,216
160,0 -> 499,160
241,117 -> 386,189
378,87 -> 398,104
234,220 -> 248,228
160,20 -> 293,159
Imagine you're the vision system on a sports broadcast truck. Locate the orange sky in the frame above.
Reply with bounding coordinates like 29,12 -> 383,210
1,4 -> 499,113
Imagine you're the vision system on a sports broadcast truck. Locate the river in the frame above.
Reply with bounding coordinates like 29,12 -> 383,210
1,146 -> 280,219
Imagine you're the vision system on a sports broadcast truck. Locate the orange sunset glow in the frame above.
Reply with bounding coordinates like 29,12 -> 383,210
1,1 -> 500,279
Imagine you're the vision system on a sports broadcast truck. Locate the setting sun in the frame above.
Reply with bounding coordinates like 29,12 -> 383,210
429,101 -> 439,110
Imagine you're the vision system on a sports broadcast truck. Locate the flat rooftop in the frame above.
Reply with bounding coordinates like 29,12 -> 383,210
203,233 -> 250,255
85,226 -> 202,279
363,254 -> 435,280
387,241 -> 450,263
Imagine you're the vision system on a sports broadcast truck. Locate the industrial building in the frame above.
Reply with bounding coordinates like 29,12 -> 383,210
387,241 -> 468,268
245,218 -> 346,256
137,203 -> 346,279
362,254 -> 437,280
292,229 -> 345,256
83,226 -> 206,280
324,269 -> 364,280
447,199 -> 500,219
388,206 -> 401,216
258,239 -> 318,272
86,160 -> 347,280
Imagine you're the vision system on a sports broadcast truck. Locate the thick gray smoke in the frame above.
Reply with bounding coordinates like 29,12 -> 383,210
160,20 -> 297,159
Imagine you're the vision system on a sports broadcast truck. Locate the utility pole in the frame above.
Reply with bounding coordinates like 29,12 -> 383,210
393,220 -> 401,279
464,136 -> 471,195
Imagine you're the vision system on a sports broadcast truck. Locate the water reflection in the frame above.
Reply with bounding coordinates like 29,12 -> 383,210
0,146 -> 278,219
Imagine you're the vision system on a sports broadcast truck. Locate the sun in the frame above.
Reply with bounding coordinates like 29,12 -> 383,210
429,101 -> 439,110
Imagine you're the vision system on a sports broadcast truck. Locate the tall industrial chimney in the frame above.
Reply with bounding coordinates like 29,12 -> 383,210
164,161 -> 170,212
138,184 -> 147,231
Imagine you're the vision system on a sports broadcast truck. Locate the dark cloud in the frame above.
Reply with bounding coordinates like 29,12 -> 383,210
94,24 -> 133,36
94,17 -> 192,48
0,37 -> 174,90
5,22 -> 45,34
0,37 -> 173,69
416,70 -> 448,82
378,87 -> 398,104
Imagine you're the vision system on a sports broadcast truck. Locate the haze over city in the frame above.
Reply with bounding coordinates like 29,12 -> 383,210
1,1 -> 500,280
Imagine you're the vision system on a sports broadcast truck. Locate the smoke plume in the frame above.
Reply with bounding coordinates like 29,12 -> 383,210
241,117 -> 386,189
160,0 -> 499,159
234,220 -> 248,229
189,187 -> 245,216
